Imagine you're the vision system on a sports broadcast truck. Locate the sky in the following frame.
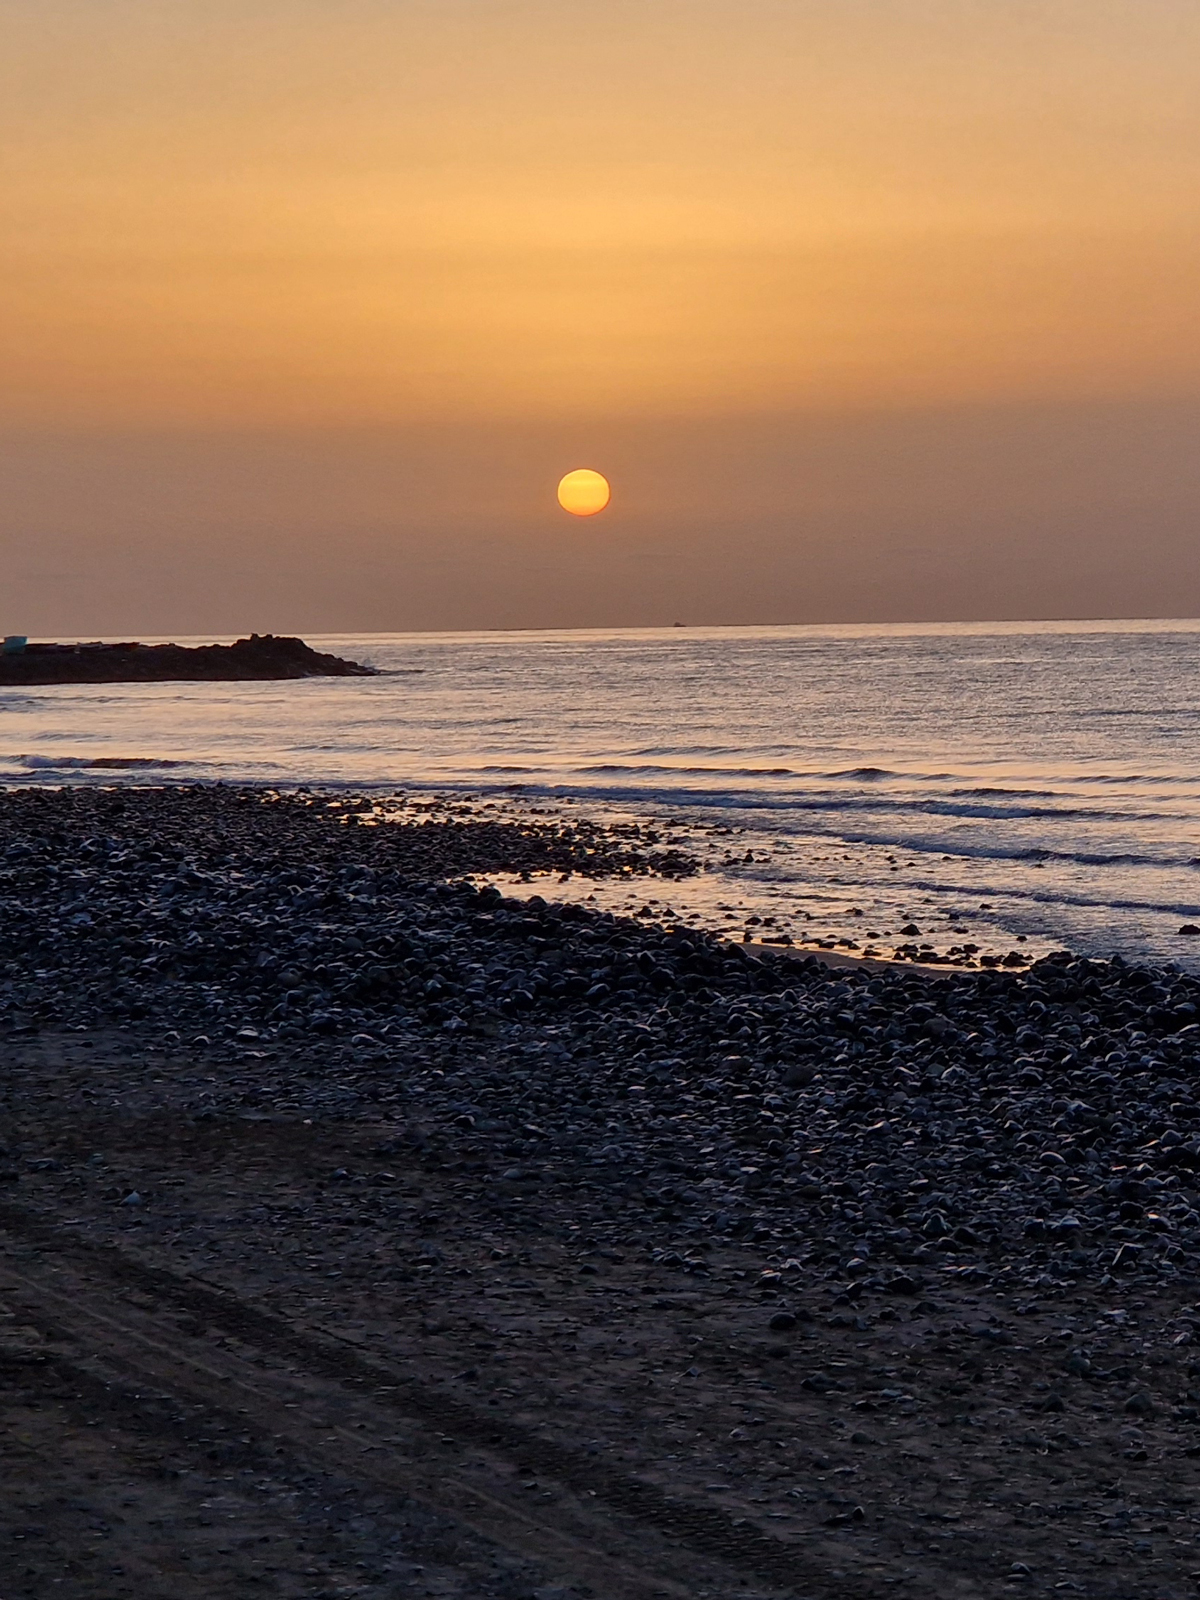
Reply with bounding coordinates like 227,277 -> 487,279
3,0 -> 1200,633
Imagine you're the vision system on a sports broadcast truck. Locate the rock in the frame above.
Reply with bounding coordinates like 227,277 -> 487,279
884,1275 -> 918,1296
824,1505 -> 865,1526
0,634 -> 377,685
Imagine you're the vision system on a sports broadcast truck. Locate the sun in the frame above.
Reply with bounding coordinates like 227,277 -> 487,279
557,468 -> 610,517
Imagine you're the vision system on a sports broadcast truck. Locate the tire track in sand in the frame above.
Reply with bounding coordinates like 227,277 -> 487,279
0,1200 -> 881,1599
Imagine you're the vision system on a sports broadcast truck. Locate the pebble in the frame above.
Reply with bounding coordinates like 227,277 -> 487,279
3,785 -> 1200,1305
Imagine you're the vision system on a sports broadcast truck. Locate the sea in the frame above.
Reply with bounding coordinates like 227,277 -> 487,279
4,620 -> 1200,971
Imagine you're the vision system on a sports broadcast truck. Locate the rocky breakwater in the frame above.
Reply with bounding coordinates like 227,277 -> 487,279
0,633 -> 375,684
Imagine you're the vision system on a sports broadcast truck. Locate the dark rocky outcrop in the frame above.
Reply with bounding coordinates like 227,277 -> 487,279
0,634 -> 375,685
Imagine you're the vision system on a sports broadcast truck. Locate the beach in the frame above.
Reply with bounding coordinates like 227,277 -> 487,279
2,785 -> 1200,1598
8,621 -> 1200,973
12,0 -> 1200,1589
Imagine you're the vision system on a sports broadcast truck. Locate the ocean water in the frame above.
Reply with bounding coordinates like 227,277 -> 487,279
4,620 -> 1200,969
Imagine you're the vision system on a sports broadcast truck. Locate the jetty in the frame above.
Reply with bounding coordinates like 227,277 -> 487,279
0,634 -> 376,685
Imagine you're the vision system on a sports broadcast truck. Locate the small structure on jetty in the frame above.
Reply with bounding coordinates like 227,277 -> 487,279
0,634 -> 376,685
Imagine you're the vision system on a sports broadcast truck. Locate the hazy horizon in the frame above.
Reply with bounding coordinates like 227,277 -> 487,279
4,2 -> 1200,633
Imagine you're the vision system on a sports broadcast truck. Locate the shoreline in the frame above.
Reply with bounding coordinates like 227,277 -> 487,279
6,617 -> 1200,975
744,939 -> 974,975
0,775 -> 1058,970
2,783 -> 1199,1594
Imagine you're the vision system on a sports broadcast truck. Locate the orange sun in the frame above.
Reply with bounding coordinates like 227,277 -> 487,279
557,468 -> 610,516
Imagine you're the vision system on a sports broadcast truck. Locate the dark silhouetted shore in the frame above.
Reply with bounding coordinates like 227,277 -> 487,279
0,634 -> 375,684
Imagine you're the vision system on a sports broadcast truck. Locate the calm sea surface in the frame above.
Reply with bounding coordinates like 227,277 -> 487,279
4,621 -> 1200,969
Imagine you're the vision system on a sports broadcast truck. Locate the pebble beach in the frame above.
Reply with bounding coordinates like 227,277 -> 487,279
4,784 -> 1200,1597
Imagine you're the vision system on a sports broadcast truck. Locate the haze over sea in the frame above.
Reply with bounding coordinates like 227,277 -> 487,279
4,619 -> 1200,970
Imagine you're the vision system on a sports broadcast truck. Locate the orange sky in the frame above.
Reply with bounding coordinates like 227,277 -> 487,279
3,1 -> 1200,629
